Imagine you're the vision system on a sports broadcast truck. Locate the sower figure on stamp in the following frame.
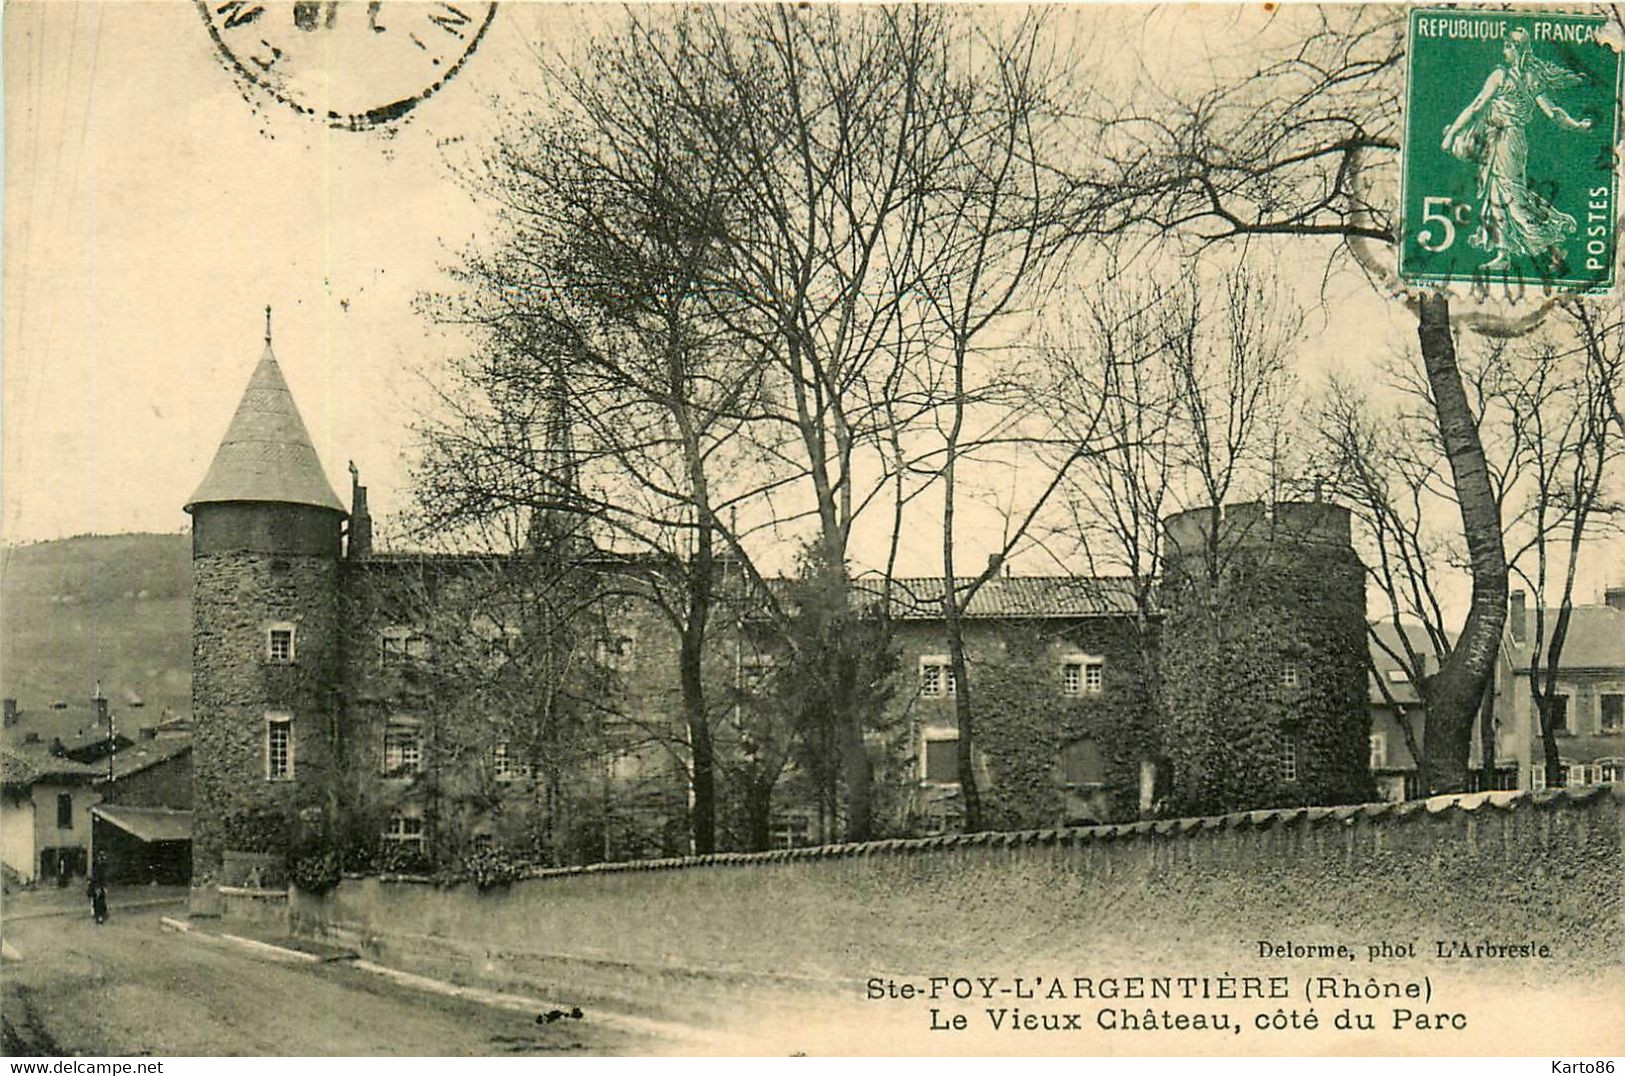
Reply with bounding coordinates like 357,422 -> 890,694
1441,26 -> 1592,272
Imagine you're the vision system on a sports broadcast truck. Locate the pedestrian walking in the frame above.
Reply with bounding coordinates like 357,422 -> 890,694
87,856 -> 108,925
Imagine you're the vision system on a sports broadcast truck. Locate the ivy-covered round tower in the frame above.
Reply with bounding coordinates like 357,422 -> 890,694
185,317 -> 347,905
1159,501 -> 1372,815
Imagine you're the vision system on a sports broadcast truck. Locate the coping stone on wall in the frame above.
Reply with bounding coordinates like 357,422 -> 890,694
333,786 -> 1621,890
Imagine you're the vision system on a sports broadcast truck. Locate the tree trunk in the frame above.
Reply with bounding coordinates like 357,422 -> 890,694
1414,294 -> 1508,794
680,631 -> 715,854
946,614 -> 982,832
680,546 -> 716,853
744,776 -> 774,852
1535,696 -> 1565,788
840,715 -> 873,841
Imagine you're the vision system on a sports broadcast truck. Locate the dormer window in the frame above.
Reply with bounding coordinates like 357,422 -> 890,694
266,623 -> 296,664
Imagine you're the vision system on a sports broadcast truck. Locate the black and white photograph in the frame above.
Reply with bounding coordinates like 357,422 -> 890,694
2,1 -> 1622,1060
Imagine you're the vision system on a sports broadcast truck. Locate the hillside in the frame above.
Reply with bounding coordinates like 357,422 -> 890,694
0,533 -> 191,725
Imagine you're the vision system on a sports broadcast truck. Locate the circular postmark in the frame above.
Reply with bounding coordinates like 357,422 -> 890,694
197,1 -> 498,131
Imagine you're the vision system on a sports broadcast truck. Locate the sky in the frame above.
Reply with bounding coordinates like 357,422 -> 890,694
3,2 -> 1620,612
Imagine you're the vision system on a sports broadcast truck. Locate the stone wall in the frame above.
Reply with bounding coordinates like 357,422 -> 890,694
289,786 -> 1623,1021
191,550 -> 339,887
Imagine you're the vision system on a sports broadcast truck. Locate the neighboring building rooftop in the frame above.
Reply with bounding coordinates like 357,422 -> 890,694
1,744 -> 104,789
1367,621 -> 1453,707
96,738 -> 192,784
1510,604 -> 1625,672
185,339 -> 345,514
90,804 -> 192,843
884,575 -> 1144,620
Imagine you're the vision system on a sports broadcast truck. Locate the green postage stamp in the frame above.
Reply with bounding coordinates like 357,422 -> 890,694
1401,8 -> 1623,292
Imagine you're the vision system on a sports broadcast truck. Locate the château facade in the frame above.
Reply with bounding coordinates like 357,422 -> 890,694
185,333 -> 1376,900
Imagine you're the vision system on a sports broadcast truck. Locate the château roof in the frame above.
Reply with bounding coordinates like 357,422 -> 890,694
185,343 -> 346,514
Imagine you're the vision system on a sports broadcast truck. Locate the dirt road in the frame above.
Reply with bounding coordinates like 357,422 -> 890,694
1,899 -> 656,1056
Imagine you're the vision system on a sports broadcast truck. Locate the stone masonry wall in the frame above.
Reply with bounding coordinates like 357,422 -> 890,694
192,551 -> 339,887
290,787 -> 1623,1026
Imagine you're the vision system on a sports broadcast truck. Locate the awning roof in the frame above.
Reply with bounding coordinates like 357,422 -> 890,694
91,805 -> 192,843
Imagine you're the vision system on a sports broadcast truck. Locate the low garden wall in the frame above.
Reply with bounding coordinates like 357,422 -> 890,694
288,787 -> 1623,1022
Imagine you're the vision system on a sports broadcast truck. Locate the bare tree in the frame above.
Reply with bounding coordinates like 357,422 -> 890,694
1507,301 -> 1625,787
1068,6 -> 1506,791
415,59 -> 772,853
1318,295 -> 1625,792
906,12 -> 1096,831
423,6 -> 1114,843
1048,264 -> 1302,813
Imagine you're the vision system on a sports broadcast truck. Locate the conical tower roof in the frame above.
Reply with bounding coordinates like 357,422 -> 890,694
185,342 -> 346,514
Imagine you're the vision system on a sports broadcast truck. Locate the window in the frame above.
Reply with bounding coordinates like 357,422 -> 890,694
1279,664 -> 1300,690
1598,758 -> 1622,784
1386,668 -> 1410,684
1279,731 -> 1300,782
1061,738 -> 1105,786
384,812 -> 424,849
1531,765 -> 1547,791
380,627 -> 430,668
266,623 -> 295,664
739,654 -> 775,695
920,657 -> 956,698
470,833 -> 494,852
56,792 -> 73,829
595,633 -> 637,672
769,812 -> 813,849
492,741 -> 529,782
266,715 -> 293,781
1602,694 -> 1623,733
1369,732 -> 1387,770
383,720 -> 424,776
1061,655 -> 1105,696
921,728 -> 960,784
1567,762 -> 1589,788
1469,766 -> 1520,793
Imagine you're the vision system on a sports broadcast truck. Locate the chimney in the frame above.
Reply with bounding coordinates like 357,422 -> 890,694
1509,590 -> 1527,643
2,699 -> 16,727
986,552 -> 1005,578
139,725 -> 157,741
347,461 -> 372,560
92,694 -> 109,727
1606,586 -> 1625,613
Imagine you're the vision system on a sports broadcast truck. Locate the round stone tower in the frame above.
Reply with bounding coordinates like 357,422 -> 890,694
185,325 -> 346,903
1158,501 -> 1371,815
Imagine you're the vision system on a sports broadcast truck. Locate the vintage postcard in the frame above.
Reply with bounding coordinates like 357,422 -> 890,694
3,2 -> 1622,1062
